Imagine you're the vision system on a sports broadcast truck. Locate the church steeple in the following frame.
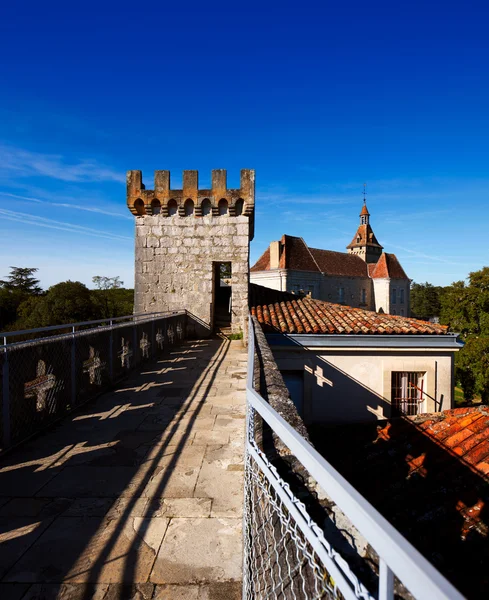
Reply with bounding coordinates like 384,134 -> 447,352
360,183 -> 370,225
346,184 -> 383,263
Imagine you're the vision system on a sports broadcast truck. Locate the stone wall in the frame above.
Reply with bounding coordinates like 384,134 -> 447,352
129,169 -> 255,335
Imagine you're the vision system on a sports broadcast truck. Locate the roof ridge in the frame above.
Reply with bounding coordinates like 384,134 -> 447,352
299,237 -> 323,273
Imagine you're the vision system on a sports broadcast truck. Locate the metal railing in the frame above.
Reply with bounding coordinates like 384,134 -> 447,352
0,311 -> 186,452
243,316 -> 464,600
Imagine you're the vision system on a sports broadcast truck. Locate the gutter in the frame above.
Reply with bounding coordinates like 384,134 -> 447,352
265,333 -> 464,350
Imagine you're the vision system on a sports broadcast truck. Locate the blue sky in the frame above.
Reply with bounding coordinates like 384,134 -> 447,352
1,0 -> 488,289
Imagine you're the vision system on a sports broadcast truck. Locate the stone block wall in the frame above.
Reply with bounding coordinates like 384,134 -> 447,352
128,169 -> 255,336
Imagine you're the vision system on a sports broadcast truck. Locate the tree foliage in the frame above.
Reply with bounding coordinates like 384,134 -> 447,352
91,276 -> 133,319
0,267 -> 42,295
0,267 -> 43,330
440,267 -> 489,402
0,267 -> 134,331
410,282 -> 444,319
17,281 -> 96,329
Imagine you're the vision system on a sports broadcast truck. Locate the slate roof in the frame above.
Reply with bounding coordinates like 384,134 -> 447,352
310,406 -> 489,598
249,283 -> 448,335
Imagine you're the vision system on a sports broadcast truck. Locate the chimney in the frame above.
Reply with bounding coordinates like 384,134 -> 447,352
270,241 -> 280,269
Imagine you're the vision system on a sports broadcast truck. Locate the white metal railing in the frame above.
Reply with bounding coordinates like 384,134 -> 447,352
243,316 -> 464,600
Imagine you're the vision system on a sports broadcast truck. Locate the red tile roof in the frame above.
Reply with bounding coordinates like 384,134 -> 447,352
360,202 -> 370,216
251,235 -> 370,277
371,253 -> 410,280
250,246 -> 271,271
346,223 -> 383,250
311,406 -> 489,597
309,248 -> 368,277
250,235 -> 409,281
249,283 -> 448,335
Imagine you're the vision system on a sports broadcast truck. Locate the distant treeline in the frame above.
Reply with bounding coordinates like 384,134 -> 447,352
412,270 -> 489,404
0,268 -> 134,332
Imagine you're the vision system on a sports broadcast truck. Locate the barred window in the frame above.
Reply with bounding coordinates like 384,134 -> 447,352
391,371 -> 425,416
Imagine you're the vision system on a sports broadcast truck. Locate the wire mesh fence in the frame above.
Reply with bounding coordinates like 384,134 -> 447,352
243,442 -> 344,600
0,312 -> 186,452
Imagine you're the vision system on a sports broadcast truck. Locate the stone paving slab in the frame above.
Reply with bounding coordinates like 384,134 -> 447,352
150,517 -> 242,584
0,338 -> 246,598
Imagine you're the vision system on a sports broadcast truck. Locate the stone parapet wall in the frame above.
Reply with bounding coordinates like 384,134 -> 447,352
129,169 -> 255,336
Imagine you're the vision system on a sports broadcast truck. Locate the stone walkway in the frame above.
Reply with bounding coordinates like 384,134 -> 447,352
0,338 -> 247,600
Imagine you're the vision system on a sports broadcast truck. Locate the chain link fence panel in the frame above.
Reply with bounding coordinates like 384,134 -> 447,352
0,312 -> 188,453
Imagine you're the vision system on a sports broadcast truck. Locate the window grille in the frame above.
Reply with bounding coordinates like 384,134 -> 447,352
391,372 -> 425,416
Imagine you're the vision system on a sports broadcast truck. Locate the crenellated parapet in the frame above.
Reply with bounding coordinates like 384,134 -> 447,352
127,169 -> 255,219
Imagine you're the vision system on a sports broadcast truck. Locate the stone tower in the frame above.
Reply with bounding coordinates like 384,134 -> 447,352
127,169 -> 255,336
346,200 -> 383,263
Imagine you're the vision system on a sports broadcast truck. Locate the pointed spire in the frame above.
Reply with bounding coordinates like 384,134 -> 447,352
360,183 -> 370,222
347,183 -> 383,262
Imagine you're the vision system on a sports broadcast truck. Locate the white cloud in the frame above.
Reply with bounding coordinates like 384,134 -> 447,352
0,144 -> 124,183
0,208 -> 132,242
0,192 -> 132,220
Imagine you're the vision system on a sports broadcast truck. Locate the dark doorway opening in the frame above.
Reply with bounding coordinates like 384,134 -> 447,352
213,262 -> 232,334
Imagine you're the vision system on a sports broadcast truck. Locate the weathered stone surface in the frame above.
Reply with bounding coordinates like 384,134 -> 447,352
128,169 -> 255,335
146,498 -> 212,518
0,517 -> 55,579
0,338 -> 246,591
153,582 -> 241,599
4,516 -> 167,583
150,518 -> 242,584
21,583 -> 110,599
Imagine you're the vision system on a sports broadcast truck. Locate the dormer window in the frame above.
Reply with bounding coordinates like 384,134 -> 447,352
356,236 -> 361,243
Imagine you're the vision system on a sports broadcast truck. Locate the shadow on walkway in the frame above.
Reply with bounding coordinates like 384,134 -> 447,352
0,337 -> 247,600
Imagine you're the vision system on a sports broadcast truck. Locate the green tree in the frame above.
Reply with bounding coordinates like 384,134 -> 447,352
16,281 -> 95,329
410,282 -> 444,319
440,267 -> 489,402
91,276 -> 133,318
0,267 -> 42,295
0,267 -> 43,329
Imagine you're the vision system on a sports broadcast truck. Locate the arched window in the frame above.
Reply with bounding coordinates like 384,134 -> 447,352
134,199 -> 145,216
167,199 -> 178,216
235,198 -> 244,216
184,199 -> 194,217
201,198 -> 212,216
218,198 -> 228,216
151,199 -> 161,215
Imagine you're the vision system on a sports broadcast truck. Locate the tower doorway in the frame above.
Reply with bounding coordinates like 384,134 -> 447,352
213,262 -> 232,334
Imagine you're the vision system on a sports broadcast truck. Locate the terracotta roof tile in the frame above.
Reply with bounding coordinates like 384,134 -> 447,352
250,247 -> 270,272
371,253 -> 410,280
347,224 -> 383,250
310,405 -> 489,597
251,235 -> 375,277
249,283 -> 448,335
